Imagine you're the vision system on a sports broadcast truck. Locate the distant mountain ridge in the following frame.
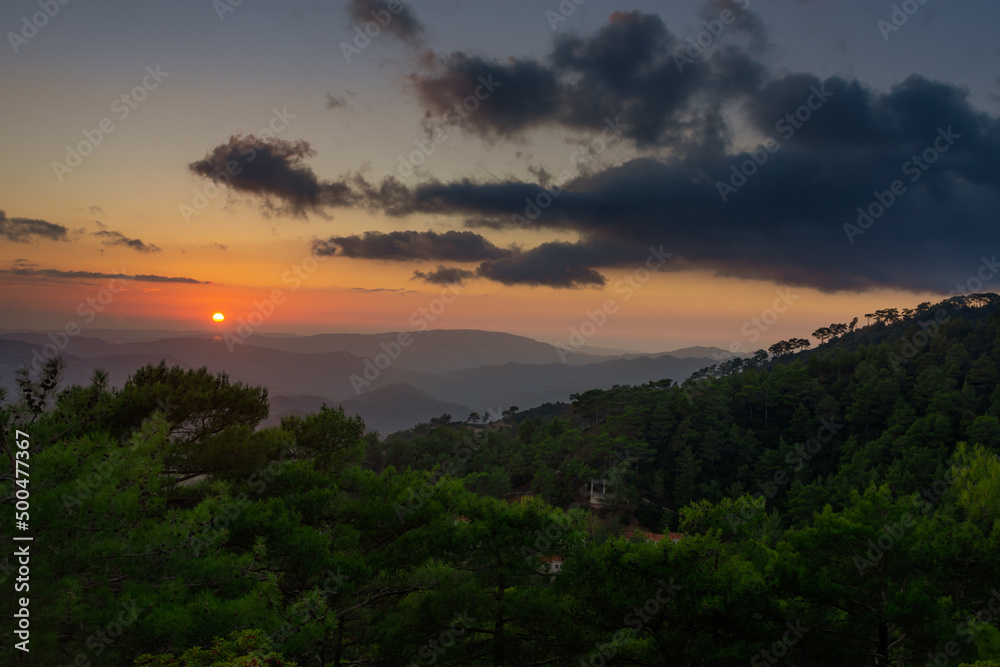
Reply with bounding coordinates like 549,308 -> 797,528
0,329 -> 723,434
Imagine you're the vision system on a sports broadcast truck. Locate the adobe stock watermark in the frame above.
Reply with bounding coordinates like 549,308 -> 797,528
545,0 -> 586,30
888,253 -> 998,371
340,0 -> 416,63
673,0 -> 751,73
950,254 -> 999,298
854,467 -> 955,575
750,620 -> 810,666
349,283 -> 465,394
522,454 -> 634,566
877,0 -> 931,41
269,569 -> 350,653
187,450 -> 299,557
718,82 -> 834,202
180,106 -> 296,223
580,579 -> 682,666
406,611 -> 477,666
887,307 -> 950,371
26,272 -> 129,374
713,288 -> 799,360
222,250 -> 326,352
555,246 -> 672,362
844,126 -> 960,244
388,76 -> 502,181
395,433 -> 485,522
727,417 -> 843,530
922,588 -> 1000,667
51,66 -> 169,182
507,116 -> 627,234
62,599 -> 144,666
7,0 -> 72,54
61,449 -> 130,512
213,0 -> 247,21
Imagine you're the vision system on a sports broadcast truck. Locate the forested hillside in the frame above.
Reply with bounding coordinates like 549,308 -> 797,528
3,295 -> 1000,666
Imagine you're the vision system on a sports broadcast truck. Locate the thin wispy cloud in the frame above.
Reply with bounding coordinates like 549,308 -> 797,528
95,230 -> 161,253
0,211 -> 69,243
3,267 -> 210,284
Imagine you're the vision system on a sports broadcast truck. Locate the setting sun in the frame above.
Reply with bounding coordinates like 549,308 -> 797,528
212,312 -> 225,322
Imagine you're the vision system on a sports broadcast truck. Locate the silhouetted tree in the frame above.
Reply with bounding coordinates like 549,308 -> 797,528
812,327 -> 832,344
769,340 -> 793,356
789,338 -> 812,352
829,323 -> 849,339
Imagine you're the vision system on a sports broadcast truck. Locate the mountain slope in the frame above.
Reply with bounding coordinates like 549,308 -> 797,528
338,383 -> 471,435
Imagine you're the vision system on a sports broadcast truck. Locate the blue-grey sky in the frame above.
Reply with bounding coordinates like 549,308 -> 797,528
1,0 -> 998,350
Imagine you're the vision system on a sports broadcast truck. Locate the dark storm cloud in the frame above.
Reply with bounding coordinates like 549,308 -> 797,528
314,226 -> 655,288
370,0 -> 1000,295
3,267 -> 209,284
311,230 -> 512,262
476,241 -> 610,289
412,53 -> 560,140
346,0 -> 424,44
410,9 -> 765,147
188,135 -> 358,217
186,5 -> 1000,293
379,72 -> 1000,293
95,230 -> 161,253
0,211 -> 68,242
698,0 -> 767,50
412,265 -> 477,285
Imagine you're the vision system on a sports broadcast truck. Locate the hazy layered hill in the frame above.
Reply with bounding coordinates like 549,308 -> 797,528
243,329 -> 620,372
0,333 -> 426,400
0,330 -> 722,433
410,355 -> 714,412
338,384 -> 473,435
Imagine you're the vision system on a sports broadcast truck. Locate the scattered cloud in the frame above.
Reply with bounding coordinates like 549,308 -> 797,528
348,286 -> 418,294
412,265 -> 476,285
186,6 -> 1000,293
325,90 -> 356,110
95,230 -> 161,253
0,211 -> 69,243
4,267 -> 210,284
386,71 -> 1000,292
325,92 -> 347,110
410,9 -> 763,147
189,135 -> 359,217
346,0 -> 425,45
208,242 -> 228,251
311,230 -> 513,262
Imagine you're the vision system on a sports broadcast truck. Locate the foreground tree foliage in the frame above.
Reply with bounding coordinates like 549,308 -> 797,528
135,629 -> 300,666
1,295 -> 999,665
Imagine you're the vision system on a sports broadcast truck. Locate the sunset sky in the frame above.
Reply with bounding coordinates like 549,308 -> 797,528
2,0 -> 999,352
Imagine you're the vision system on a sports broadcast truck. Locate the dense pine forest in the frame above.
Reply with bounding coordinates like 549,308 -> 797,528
4,294 -> 1000,666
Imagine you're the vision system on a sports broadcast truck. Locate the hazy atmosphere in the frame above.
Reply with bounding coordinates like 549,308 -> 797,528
4,1 -> 1000,666
4,0 -> 999,350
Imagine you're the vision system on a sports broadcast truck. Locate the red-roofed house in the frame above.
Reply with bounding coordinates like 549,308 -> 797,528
538,555 -> 563,578
623,529 -> 684,544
